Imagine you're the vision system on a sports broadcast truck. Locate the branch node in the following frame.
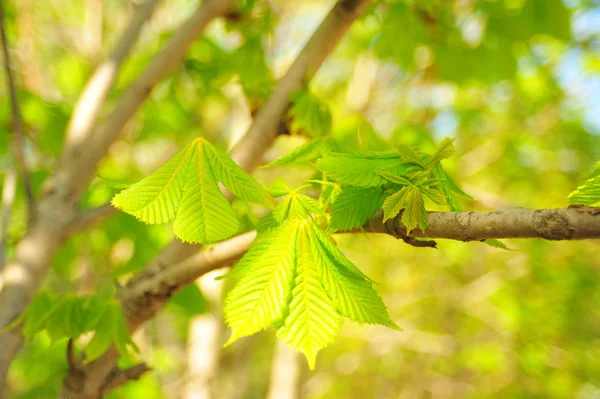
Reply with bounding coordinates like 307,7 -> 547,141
402,237 -> 438,249
67,339 -> 83,372
100,363 -> 151,395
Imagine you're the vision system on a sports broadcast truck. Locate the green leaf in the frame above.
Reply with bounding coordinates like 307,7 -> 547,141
426,137 -> 456,169
377,170 -> 412,186
112,138 -> 271,244
263,138 -> 330,168
419,186 -> 447,205
433,164 -> 463,211
402,185 -> 428,233
172,145 -> 239,243
112,144 -> 193,224
224,223 -> 298,342
224,220 -> 398,368
329,187 -> 383,231
84,306 -> 112,362
203,141 -> 273,206
568,162 -> 600,207
84,301 -> 138,362
382,188 -> 408,222
310,224 -> 376,283
110,302 -> 139,356
20,291 -> 56,339
397,145 -> 425,167
316,153 -> 407,187
276,222 -> 342,368
289,91 -> 332,138
311,228 -> 399,330
169,284 -> 209,316
266,179 -> 292,197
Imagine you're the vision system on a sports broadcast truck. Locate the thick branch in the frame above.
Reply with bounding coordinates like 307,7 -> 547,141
363,206 -> 600,241
126,207 -> 600,300
0,1 -> 34,220
60,205 -> 599,397
99,364 -> 151,395
65,0 -> 160,153
116,207 -> 600,319
51,0 -> 235,203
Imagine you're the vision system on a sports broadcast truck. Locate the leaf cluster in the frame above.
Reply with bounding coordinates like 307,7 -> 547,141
7,291 -> 137,363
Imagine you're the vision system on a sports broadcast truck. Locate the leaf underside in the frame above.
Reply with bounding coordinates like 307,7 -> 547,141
223,219 -> 399,368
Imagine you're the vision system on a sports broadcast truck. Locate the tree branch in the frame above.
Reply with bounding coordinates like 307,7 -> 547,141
0,1 -> 34,221
120,206 -> 600,318
363,206 -> 600,241
68,202 -> 117,234
99,363 -> 151,396
51,0 -> 235,203
61,1 -> 372,395
65,0 -> 160,155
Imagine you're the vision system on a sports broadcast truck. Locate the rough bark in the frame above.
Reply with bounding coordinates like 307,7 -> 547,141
363,206 -> 600,241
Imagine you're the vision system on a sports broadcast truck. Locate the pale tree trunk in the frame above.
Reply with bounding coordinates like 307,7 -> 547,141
266,341 -> 303,399
184,272 -> 225,399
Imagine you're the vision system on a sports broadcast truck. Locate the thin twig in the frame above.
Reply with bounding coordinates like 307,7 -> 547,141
100,363 -> 151,395
69,202 -> 117,234
0,1 -> 35,222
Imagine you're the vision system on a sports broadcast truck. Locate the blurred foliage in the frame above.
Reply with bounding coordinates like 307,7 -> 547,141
1,0 -> 600,398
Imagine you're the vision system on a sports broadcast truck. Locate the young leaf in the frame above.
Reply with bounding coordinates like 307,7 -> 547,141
276,223 -> 342,369
266,179 -> 292,197
224,223 -> 298,343
402,185 -> 428,233
289,91 -> 332,138
21,291 -> 56,339
310,223 -> 376,283
397,145 -> 425,167
329,187 -> 383,231
377,170 -> 412,186
419,186 -> 447,205
263,138 -> 330,168
172,146 -> 239,243
312,230 -> 399,329
112,145 -> 193,224
112,138 -> 271,244
382,188 -> 408,222
224,219 -> 399,368
433,163 -> 463,211
84,306 -> 112,363
316,153 -> 407,187
426,137 -> 456,169
203,141 -> 272,206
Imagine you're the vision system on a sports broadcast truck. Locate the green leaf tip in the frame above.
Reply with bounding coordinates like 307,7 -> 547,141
224,219 -> 400,368
111,138 -> 271,244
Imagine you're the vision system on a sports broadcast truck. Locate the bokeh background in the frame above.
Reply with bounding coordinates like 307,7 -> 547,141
1,0 -> 600,398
